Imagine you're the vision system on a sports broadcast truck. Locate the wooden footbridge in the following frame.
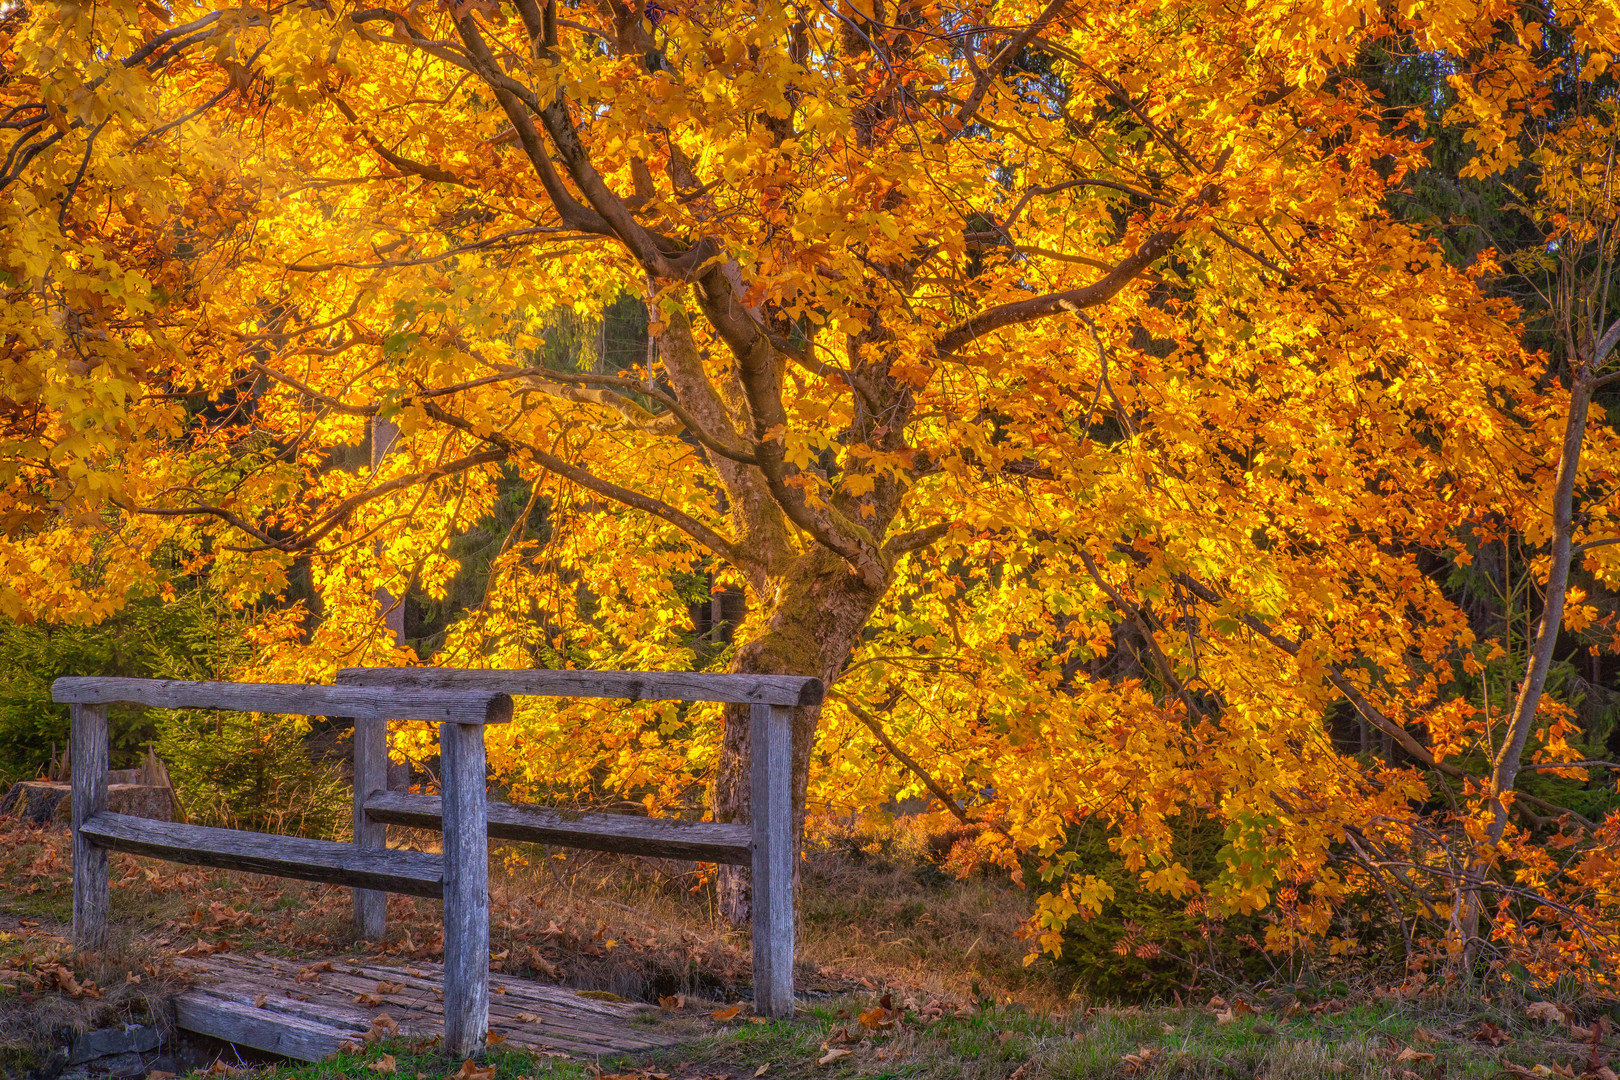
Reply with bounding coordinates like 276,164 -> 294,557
54,668 -> 821,1059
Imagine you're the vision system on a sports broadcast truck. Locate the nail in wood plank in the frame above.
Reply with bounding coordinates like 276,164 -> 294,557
750,703 -> 794,1017
71,703 -> 109,952
440,721 -> 489,1056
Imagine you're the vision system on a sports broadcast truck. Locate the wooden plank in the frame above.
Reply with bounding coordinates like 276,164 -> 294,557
750,703 -> 795,1018
439,722 -> 489,1057
174,952 -> 679,1057
175,992 -> 350,1062
364,791 -> 752,865
353,716 -> 389,941
71,703 -> 109,953
51,678 -> 513,726
337,667 -> 824,707
78,813 -> 445,897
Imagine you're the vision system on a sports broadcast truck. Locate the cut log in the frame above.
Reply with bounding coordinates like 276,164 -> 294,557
364,791 -> 753,864
78,813 -> 444,897
2,781 -> 181,825
50,678 -> 513,726
336,667 -> 823,707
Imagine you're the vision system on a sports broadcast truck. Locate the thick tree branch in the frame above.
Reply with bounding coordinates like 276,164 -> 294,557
936,229 -> 1178,353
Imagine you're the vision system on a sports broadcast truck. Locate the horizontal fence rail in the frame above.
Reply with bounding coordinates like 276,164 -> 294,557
51,678 -> 514,726
80,813 -> 445,897
365,791 -> 754,865
335,667 -> 824,707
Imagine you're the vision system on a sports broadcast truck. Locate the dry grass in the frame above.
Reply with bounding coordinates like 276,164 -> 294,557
4,813 -> 1618,1080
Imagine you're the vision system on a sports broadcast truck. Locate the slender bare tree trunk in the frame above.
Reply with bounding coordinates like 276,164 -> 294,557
1461,368 -> 1594,956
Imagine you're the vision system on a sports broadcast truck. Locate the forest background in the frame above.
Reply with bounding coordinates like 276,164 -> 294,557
3,0 -> 1620,1002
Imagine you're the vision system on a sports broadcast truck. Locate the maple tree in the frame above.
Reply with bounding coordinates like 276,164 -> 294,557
6,0 -> 1620,974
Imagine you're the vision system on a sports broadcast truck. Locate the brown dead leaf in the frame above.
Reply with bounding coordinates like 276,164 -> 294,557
515,1012 -> 543,1023
453,1062 -> 496,1080
754,1067 -> 768,1078
361,1013 -> 400,1045
355,993 -> 385,1006
658,995 -> 685,1011
712,1004 -> 741,1022
254,993 -> 268,1009
1525,1001 -> 1570,1025
857,1005 -> 896,1030
1394,1047 -> 1435,1063
485,1032 -> 507,1046
1120,1046 -> 1162,1076
368,1055 -> 397,1074
1594,1067 -> 1618,1080
1474,1020 -> 1512,1045
817,1048 -> 852,1066
375,981 -> 405,994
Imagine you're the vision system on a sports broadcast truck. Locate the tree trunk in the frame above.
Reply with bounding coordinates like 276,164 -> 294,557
1461,369 -> 1593,956
712,546 -> 888,923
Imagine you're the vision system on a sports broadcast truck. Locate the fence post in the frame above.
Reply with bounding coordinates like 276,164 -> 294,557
71,703 -> 109,953
749,703 -> 794,1017
353,716 -> 388,942
440,721 -> 489,1056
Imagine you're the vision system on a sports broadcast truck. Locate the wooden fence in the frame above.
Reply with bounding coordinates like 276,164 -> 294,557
52,669 -> 821,1056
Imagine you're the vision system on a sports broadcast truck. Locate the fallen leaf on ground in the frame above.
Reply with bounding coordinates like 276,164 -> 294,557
368,1055 -> 397,1074
1394,1047 -> 1435,1063
1594,1067 -> 1618,1080
254,994 -> 267,1008
355,993 -> 385,1006
754,1066 -> 768,1077
712,1004 -> 741,1022
1121,1046 -> 1162,1076
658,995 -> 684,1011
1526,1001 -> 1571,1025
857,1005 -> 896,1030
375,981 -> 405,994
515,1011 -> 543,1023
1475,1020 -> 1512,1045
817,1048 -> 852,1066
453,1062 -> 496,1080
485,1032 -> 507,1046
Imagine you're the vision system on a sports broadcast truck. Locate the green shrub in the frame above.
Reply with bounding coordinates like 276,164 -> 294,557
156,707 -> 347,838
0,588 -> 345,838
1046,816 -> 1278,1002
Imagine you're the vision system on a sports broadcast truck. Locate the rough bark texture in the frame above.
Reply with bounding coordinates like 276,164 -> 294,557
713,547 -> 889,923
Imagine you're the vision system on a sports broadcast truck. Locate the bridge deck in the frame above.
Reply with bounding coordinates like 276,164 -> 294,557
175,952 -> 683,1062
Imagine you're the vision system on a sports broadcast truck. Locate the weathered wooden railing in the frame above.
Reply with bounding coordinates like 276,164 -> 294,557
52,669 -> 819,1057
335,667 -> 819,1024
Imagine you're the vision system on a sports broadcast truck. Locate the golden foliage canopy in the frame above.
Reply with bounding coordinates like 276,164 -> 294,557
6,0 -> 1620,974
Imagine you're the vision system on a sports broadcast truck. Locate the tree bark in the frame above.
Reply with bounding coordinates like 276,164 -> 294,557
712,546 -> 889,923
